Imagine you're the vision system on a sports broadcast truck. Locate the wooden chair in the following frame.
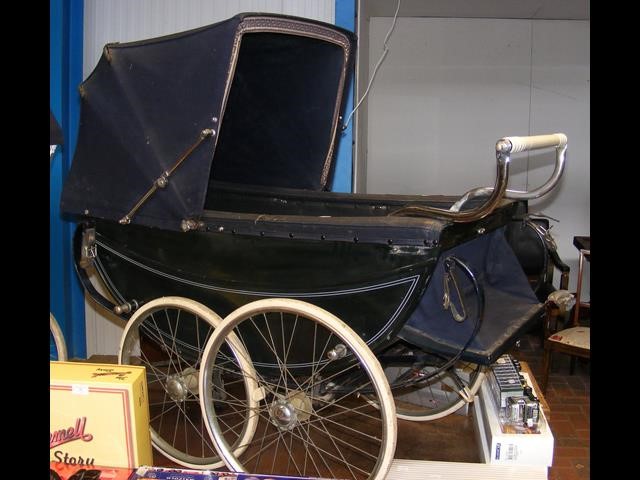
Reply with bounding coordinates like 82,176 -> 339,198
540,241 -> 590,394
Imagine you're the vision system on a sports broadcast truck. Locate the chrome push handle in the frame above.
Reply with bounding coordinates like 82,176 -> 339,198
391,133 -> 567,222
499,133 -> 567,200
448,133 -> 568,213
501,133 -> 567,154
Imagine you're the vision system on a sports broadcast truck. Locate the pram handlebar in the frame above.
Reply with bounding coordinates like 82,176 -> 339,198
498,133 -> 567,154
497,132 -> 567,200
390,133 -> 567,222
447,132 -> 568,213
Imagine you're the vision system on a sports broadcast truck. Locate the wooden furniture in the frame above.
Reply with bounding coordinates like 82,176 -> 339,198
540,236 -> 590,394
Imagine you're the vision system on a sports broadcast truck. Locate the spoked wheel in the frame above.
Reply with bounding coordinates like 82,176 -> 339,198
50,313 -> 67,361
200,298 -> 397,480
119,296 -> 257,469
379,343 -> 486,421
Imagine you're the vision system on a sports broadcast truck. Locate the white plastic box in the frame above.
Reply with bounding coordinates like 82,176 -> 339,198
474,372 -> 554,467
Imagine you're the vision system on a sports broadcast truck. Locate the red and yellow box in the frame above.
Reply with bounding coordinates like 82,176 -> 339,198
49,461 -> 135,480
50,361 -> 153,469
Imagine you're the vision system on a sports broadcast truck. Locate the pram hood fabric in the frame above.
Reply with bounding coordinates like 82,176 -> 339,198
61,13 -> 355,231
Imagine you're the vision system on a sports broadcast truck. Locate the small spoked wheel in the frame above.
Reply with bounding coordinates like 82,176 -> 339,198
50,313 -> 67,361
118,296 -> 257,469
384,354 -> 485,421
200,298 -> 397,480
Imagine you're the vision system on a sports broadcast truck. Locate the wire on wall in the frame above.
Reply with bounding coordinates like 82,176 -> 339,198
342,0 -> 401,131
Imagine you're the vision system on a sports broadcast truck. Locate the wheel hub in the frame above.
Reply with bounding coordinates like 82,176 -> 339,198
165,367 -> 199,402
166,374 -> 189,402
270,391 -> 313,430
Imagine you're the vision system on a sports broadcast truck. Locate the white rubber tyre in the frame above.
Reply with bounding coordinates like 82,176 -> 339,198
200,298 -> 397,480
50,313 -> 67,361
119,296 -> 257,469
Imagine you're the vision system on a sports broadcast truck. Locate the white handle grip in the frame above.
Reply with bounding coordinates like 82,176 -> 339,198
501,133 -> 567,153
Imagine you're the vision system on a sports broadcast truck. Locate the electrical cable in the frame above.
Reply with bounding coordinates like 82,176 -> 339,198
341,0 -> 402,131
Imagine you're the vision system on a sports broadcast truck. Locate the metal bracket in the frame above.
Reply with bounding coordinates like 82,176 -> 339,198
114,299 -> 140,315
118,128 -> 215,225
443,257 -> 468,323
79,227 -> 97,269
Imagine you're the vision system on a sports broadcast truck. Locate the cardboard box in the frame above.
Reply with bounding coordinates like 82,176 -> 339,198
50,461 -> 135,480
131,466 -> 214,479
474,373 -> 554,466
130,466 -> 341,480
50,361 -> 153,469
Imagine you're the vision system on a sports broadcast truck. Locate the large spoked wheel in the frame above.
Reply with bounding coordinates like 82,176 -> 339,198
200,298 -> 397,480
50,313 -> 67,361
119,296 -> 257,469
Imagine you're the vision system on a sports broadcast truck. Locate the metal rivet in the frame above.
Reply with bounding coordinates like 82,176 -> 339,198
327,344 -> 347,360
477,227 -> 486,234
181,219 -> 198,232
218,226 -> 224,233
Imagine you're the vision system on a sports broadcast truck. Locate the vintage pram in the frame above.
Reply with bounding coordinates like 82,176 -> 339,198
61,13 -> 568,480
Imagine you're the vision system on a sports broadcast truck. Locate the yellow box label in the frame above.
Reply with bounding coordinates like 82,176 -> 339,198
50,362 -> 152,469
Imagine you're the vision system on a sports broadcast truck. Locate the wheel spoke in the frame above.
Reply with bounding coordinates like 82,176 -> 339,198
308,418 -> 359,479
295,422 -> 330,478
252,408 -> 276,471
308,419 -> 380,461
233,328 -> 279,396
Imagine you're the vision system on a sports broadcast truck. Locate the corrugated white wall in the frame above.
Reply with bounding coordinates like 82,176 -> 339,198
82,0 -> 335,356
366,17 -> 589,295
83,0 -> 335,79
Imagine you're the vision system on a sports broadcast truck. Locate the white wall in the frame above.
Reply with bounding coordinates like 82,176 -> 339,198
365,17 -> 589,295
82,0 -> 335,356
83,0 -> 335,78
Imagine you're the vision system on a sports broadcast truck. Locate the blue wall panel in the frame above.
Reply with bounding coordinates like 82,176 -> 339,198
332,0 -> 355,193
50,0 -> 86,359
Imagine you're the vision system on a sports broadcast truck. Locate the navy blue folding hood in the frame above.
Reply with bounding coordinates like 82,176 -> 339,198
61,13 -> 355,230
